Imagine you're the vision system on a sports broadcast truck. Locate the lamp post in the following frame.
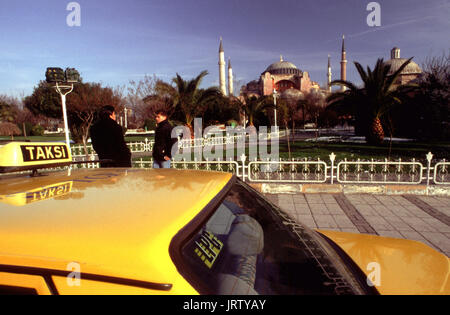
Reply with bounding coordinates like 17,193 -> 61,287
273,88 -> 278,134
55,82 -> 73,152
46,67 -> 80,155
124,107 -> 128,129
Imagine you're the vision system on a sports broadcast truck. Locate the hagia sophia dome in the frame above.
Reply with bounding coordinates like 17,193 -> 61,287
263,56 -> 303,76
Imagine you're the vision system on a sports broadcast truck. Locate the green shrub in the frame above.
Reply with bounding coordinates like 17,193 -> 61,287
31,125 -> 45,136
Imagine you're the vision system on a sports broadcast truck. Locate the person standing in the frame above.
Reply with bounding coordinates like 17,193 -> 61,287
90,105 -> 131,168
152,110 -> 174,169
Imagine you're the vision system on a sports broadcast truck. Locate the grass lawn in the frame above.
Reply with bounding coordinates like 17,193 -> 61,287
124,135 -> 154,142
0,135 -> 66,142
279,140 -> 450,162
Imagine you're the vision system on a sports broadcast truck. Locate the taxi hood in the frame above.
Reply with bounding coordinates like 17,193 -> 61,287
0,168 -> 232,294
318,230 -> 450,295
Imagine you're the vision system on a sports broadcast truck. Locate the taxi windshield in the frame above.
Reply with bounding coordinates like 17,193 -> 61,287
175,179 -> 365,295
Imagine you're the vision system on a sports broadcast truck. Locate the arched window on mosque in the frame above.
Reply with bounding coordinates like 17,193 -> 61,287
276,80 -> 295,92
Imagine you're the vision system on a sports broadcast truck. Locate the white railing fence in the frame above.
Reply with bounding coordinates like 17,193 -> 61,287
69,135 -> 449,186
71,132 -> 287,158
72,138 -> 153,157
73,150 -> 449,187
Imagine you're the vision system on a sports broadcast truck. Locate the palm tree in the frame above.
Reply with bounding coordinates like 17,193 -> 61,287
327,58 -> 412,145
234,94 -> 274,127
157,71 -> 222,133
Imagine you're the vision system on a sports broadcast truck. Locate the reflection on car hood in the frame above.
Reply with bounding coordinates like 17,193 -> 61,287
318,230 -> 450,295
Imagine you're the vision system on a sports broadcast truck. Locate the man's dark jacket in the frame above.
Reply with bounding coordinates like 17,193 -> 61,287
90,117 -> 131,168
153,119 -> 175,162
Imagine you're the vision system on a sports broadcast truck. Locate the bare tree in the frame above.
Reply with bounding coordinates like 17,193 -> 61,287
0,122 -> 21,139
126,75 -> 159,127
67,82 -> 123,156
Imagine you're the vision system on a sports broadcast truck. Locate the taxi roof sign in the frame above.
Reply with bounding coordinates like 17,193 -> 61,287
0,142 -> 72,173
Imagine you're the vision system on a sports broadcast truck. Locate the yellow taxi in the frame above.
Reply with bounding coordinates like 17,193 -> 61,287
0,142 -> 449,295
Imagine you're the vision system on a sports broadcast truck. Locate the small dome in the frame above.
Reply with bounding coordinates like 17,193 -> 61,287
385,58 -> 422,75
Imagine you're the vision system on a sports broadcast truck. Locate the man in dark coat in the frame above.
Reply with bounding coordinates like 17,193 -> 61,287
152,110 -> 175,168
90,105 -> 131,168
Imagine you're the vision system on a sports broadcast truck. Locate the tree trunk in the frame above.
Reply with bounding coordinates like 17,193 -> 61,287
291,120 -> 295,140
184,122 -> 195,140
366,116 -> 385,145
82,136 -> 89,160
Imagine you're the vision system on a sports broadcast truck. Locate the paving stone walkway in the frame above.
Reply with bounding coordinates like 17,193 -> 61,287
265,193 -> 450,257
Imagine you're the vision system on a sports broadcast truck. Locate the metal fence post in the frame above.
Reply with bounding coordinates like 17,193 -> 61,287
241,154 -> 247,182
329,152 -> 336,184
426,152 -> 433,193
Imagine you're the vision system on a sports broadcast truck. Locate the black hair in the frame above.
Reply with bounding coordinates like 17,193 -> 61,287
155,109 -> 168,117
100,105 -> 115,119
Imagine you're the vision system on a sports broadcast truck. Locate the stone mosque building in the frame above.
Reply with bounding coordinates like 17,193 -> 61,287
217,36 -> 348,100
217,36 -> 422,99
240,55 -> 322,97
237,55 -> 323,99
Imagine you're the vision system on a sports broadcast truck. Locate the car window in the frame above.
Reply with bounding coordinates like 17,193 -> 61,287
176,180 -> 364,295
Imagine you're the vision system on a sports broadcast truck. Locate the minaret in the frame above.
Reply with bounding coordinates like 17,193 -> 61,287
228,58 -> 234,96
340,35 -> 347,92
327,54 -> 332,93
218,37 -> 227,95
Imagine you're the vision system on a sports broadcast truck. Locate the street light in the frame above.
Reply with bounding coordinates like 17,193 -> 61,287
45,67 -> 80,154
273,88 -> 278,134
124,107 -> 130,129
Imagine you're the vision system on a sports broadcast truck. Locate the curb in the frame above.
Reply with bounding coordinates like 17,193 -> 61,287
249,183 -> 450,196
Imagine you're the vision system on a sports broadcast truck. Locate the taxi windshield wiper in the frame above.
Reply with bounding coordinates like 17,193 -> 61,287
0,264 -> 173,294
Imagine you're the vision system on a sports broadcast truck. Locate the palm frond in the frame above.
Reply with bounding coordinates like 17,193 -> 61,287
385,57 -> 413,91
354,62 -> 368,83
330,79 -> 359,91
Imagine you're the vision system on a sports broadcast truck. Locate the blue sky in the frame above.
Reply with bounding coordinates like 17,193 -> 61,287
0,0 -> 449,97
